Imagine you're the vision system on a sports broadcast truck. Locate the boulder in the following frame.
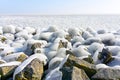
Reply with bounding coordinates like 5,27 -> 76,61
61,66 -> 90,80
0,61 -> 20,80
64,54 -> 97,78
14,59 -> 44,80
98,48 -> 114,64
92,68 -> 120,80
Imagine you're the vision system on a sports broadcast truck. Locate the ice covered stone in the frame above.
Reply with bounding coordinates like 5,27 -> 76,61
64,54 -> 97,77
4,33 -> 14,41
3,25 -> 16,34
14,59 -> 44,80
0,61 -> 21,80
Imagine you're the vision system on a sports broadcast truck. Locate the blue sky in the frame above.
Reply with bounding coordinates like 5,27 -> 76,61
0,0 -> 120,15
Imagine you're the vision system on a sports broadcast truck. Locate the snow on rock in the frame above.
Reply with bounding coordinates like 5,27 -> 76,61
96,64 -> 109,69
46,26 -> 58,32
24,27 -> 36,34
0,61 -> 21,67
39,32 -> 53,41
86,27 -> 97,36
45,54 -> 69,80
106,46 -> 120,56
3,33 -> 14,41
14,37 -> 26,44
71,36 -> 84,45
97,33 -> 115,45
68,28 -> 80,38
15,27 -> 23,33
107,56 -> 120,67
45,50 -> 57,60
48,57 -> 63,70
72,46 -> 91,57
3,52 -> 28,62
88,42 -> 104,55
56,48 -> 67,58
3,25 -> 16,34
82,30 -> 93,40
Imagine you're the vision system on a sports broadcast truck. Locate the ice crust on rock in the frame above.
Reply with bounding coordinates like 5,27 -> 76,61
13,53 -> 47,80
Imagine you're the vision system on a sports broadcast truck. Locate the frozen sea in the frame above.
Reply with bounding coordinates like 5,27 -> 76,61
0,15 -> 120,31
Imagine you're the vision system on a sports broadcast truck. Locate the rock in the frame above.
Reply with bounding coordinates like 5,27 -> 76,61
64,54 -> 97,78
0,35 -> 7,43
26,40 -> 47,55
61,66 -> 90,80
65,35 -> 71,41
58,40 -> 68,49
98,48 -> 114,64
92,68 -> 120,80
14,58 -> 44,80
31,42 -> 42,52
0,61 -> 21,80
82,55 -> 94,64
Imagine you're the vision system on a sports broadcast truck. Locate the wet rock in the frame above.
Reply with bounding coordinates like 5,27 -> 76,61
98,48 -> 114,64
61,66 -> 90,80
64,54 -> 97,78
15,58 -> 44,80
92,68 -> 120,80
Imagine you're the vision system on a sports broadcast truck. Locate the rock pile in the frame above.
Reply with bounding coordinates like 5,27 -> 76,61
0,25 -> 120,80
